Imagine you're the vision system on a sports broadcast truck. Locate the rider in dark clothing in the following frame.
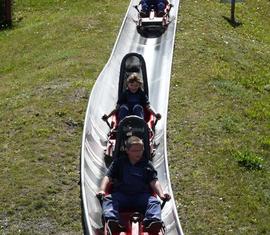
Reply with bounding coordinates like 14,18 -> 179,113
103,73 -> 161,122
141,0 -> 167,16
97,136 -> 171,233
117,87 -> 150,120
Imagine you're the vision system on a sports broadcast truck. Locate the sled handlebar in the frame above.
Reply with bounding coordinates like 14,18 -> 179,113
133,5 -> 140,13
154,113 -> 161,127
161,196 -> 170,210
96,193 -> 105,205
102,114 -> 112,128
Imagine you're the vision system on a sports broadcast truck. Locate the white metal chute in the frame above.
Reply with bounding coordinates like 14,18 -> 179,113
81,0 -> 184,234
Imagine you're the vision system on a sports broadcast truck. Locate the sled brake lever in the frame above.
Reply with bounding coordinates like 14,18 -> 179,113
102,115 -> 112,128
134,5 -> 140,13
161,197 -> 170,210
96,193 -> 104,205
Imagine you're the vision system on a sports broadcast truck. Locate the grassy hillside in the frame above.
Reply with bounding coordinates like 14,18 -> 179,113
0,0 -> 269,234
0,0 -> 128,234
169,0 -> 270,234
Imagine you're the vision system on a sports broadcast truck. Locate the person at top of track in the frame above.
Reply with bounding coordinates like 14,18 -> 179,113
140,0 -> 167,17
102,72 -> 161,122
97,136 -> 171,233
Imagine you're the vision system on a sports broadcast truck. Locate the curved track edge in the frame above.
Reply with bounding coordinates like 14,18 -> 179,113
81,1 -> 184,234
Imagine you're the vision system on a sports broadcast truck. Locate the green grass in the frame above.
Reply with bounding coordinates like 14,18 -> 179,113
233,150 -> 263,170
0,0 -> 128,234
0,0 -> 269,234
168,0 -> 270,234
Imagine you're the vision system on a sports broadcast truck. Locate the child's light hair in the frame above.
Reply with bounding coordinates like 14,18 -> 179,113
127,73 -> 143,85
126,136 -> 144,149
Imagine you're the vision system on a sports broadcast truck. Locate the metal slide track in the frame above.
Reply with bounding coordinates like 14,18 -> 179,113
81,0 -> 183,234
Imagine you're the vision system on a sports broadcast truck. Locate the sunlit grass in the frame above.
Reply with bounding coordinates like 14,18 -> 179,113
0,0 -> 127,234
169,0 -> 270,234
233,150 -> 263,170
1,0 -> 269,234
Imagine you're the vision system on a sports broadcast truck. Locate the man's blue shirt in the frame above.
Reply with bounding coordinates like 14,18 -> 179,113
106,157 -> 158,194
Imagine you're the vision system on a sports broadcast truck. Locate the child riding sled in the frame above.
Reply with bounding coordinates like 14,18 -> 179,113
102,73 -> 161,123
97,136 -> 170,233
140,0 -> 167,17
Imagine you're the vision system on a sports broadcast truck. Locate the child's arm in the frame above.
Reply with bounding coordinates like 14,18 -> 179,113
146,105 -> 162,120
102,105 -> 120,120
97,176 -> 111,196
150,179 -> 171,201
